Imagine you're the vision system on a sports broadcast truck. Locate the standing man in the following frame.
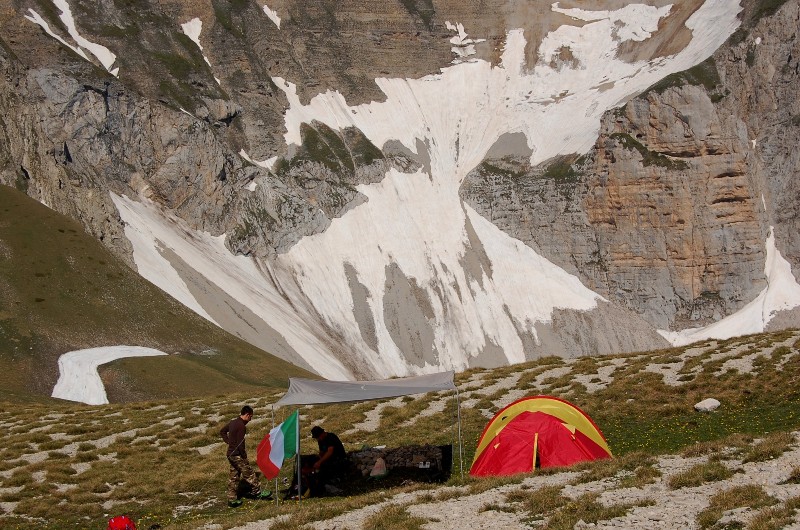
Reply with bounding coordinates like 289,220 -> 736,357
310,425 -> 348,490
220,405 -> 272,507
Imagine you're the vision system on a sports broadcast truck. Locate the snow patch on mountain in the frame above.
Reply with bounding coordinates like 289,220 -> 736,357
277,1 -> 739,167
52,346 -> 167,405
25,0 -> 119,77
110,193 -> 353,380
113,194 -> 218,325
24,9 -> 90,63
445,21 -> 484,63
278,167 -> 602,376
550,2 -> 670,42
181,18 -> 220,85
660,227 -> 800,346
263,4 -> 281,28
239,149 -> 277,171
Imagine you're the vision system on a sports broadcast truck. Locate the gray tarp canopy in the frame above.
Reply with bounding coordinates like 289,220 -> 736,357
275,371 -> 456,406
273,371 -> 464,475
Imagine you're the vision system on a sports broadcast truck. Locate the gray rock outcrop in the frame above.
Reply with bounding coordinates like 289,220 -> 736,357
694,398 -> 721,412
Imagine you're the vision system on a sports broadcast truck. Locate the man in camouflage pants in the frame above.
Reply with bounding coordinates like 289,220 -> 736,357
220,405 -> 272,507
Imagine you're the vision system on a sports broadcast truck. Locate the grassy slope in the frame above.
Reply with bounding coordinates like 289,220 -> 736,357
0,184 -> 312,402
0,328 -> 798,529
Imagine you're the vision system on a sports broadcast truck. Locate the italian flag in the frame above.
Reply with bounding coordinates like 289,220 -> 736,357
256,410 -> 299,479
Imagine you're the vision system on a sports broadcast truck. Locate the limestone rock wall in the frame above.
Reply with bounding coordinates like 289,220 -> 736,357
717,0 -> 800,274
462,81 -> 767,330
462,0 -> 800,332
0,35 -> 407,262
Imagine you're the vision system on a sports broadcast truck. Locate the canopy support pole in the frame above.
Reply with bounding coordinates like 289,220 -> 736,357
271,405 -> 278,506
455,385 -> 464,478
296,411 -> 302,503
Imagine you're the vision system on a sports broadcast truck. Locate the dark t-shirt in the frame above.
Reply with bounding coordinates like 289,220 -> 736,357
318,432 -> 346,464
220,417 -> 247,458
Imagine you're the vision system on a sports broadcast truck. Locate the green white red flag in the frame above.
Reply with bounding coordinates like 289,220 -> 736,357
256,410 -> 298,479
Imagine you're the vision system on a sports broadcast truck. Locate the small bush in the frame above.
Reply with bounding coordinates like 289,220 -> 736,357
780,466 -> 800,484
507,484 -> 565,519
75,451 -> 99,463
696,485 -> 776,528
466,474 -> 525,495
0,459 -> 18,472
542,492 -> 652,530
681,433 -> 753,457
479,502 -> 516,513
668,460 -> 734,489
743,432 -> 795,463
619,464 -> 662,488
574,452 -> 656,484
361,503 -> 430,530
771,346 -> 791,360
63,424 -> 92,436
747,498 -> 800,530
6,471 -> 32,487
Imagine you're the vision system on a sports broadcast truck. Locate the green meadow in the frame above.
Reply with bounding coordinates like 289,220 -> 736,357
0,328 -> 798,529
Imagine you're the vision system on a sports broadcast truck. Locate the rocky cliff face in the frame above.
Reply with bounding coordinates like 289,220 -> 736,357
462,80 -> 768,330
463,0 -> 800,333
0,0 -> 798,379
722,0 -> 800,275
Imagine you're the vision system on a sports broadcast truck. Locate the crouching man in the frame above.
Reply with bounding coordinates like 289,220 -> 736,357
221,405 -> 272,507
311,425 -> 348,493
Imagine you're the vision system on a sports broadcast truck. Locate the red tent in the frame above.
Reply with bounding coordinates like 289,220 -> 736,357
470,396 -> 611,477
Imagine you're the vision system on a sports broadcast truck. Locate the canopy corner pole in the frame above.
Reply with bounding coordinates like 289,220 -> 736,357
455,385 -> 464,479
272,405 -> 278,507
296,410 -> 301,504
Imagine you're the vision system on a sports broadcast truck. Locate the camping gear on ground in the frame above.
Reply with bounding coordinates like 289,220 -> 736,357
470,396 -> 612,477
351,444 -> 451,482
370,457 -> 387,477
284,442 -> 452,498
284,454 -> 322,499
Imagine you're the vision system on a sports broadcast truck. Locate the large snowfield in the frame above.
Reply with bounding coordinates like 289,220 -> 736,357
32,0 -> 800,400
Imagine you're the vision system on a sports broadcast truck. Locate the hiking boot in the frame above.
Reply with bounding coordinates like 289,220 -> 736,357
228,499 -> 243,508
256,490 -> 273,500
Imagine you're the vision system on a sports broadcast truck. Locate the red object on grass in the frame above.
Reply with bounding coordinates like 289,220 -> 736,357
107,515 -> 137,530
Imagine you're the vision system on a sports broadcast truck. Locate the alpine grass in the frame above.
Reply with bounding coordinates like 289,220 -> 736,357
696,485 -> 777,529
667,460 -> 735,489
1,329 -> 799,528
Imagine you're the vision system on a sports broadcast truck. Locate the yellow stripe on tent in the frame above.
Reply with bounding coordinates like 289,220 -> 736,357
472,397 -> 611,463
